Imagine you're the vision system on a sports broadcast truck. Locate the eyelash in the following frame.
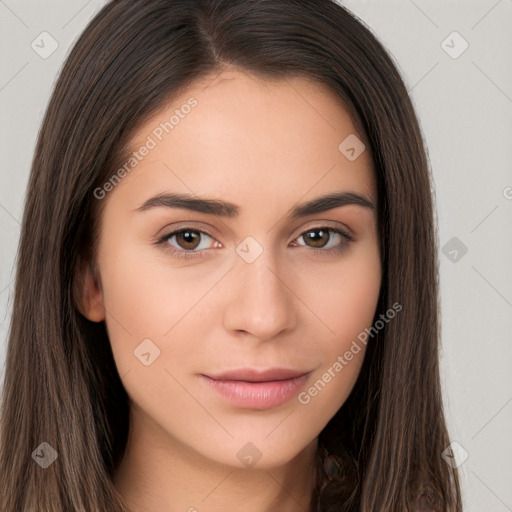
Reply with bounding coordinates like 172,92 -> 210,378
156,225 -> 355,260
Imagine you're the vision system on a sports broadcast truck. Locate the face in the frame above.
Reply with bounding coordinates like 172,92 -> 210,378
80,69 -> 381,470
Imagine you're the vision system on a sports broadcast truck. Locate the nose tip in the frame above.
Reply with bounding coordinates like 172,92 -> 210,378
222,255 -> 298,341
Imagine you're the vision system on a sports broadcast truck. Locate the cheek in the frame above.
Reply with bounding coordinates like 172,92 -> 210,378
97,229 -> 229,382
297,242 -> 380,407
305,239 -> 381,348
325,261 -> 381,342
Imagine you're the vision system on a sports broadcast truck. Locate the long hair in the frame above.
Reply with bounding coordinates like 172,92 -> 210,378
0,0 -> 462,510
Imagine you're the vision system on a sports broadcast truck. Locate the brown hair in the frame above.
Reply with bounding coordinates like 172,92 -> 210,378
0,0 -> 462,510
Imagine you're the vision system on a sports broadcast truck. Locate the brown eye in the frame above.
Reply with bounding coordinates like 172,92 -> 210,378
174,230 -> 202,250
302,228 -> 331,248
292,226 -> 355,255
162,229 -> 216,253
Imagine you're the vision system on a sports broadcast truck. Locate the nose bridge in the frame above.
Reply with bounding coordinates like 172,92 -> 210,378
222,236 -> 298,339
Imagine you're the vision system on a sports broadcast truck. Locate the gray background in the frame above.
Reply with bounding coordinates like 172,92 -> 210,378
1,1 -> 511,509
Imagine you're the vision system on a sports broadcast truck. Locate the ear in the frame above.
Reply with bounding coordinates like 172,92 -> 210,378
74,258 -> 105,323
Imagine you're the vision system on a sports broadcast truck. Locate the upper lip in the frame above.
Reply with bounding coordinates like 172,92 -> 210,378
203,367 -> 310,382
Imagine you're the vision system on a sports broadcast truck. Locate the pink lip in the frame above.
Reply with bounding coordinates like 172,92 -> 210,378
200,369 -> 311,410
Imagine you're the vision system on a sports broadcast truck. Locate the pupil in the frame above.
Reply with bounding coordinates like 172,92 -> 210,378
179,230 -> 199,249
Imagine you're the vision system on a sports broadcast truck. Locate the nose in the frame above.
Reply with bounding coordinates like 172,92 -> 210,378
222,248 -> 298,341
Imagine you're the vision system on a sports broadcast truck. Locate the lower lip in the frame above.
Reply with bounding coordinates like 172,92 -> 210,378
200,373 -> 310,410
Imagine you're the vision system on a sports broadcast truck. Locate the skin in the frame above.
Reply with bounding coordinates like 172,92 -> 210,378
78,68 -> 381,512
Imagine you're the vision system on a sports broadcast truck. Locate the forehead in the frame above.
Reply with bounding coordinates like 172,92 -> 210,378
116,69 -> 375,209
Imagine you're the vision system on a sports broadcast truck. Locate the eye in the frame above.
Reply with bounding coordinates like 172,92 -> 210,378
293,227 -> 354,254
158,228 -> 219,259
156,225 -> 354,260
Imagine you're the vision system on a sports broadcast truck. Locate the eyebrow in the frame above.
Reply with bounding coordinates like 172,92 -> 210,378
133,191 -> 376,219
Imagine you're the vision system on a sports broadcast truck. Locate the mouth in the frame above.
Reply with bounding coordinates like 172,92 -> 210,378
203,366 -> 311,383
199,367 -> 312,410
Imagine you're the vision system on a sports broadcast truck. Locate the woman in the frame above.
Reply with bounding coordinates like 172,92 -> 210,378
0,0 -> 463,510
